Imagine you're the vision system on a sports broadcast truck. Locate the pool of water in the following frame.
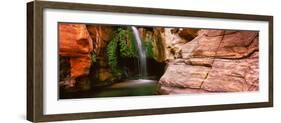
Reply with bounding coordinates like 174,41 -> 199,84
60,79 -> 159,99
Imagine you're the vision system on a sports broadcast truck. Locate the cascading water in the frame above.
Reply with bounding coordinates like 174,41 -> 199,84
131,26 -> 147,79
61,26 -> 160,99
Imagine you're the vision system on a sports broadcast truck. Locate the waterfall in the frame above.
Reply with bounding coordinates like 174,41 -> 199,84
131,26 -> 147,79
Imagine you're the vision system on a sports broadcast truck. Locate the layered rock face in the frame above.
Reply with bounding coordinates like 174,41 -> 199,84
159,28 -> 198,61
59,24 -> 116,88
138,27 -> 166,62
87,25 -> 114,83
59,24 -> 93,87
138,28 -> 198,62
87,25 -> 114,56
158,29 -> 259,94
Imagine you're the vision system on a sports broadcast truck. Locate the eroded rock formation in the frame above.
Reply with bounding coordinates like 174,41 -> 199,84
59,24 -> 259,95
59,24 -> 115,88
87,25 -> 114,56
59,24 -> 93,87
158,29 -> 259,94
138,28 -> 198,62
87,25 -> 114,83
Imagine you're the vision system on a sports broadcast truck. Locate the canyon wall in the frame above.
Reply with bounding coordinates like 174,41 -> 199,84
59,24 -> 93,87
59,24 -> 114,89
58,24 -> 259,94
158,29 -> 259,94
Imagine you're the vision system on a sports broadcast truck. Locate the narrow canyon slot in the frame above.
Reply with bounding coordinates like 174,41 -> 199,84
58,23 -> 259,99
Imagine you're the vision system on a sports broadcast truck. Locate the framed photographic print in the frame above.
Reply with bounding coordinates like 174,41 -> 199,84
27,0 -> 273,122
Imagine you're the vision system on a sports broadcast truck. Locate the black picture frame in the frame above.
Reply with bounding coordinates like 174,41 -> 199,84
27,1 -> 273,122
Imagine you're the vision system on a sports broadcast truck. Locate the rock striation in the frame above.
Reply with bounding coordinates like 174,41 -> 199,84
59,24 -> 93,87
87,25 -> 114,83
158,29 -> 259,94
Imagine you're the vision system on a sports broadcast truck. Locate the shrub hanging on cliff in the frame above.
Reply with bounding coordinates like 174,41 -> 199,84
106,27 -> 157,78
118,27 -> 138,58
106,37 -> 122,77
91,53 -> 97,63
106,27 -> 139,78
145,41 -> 154,58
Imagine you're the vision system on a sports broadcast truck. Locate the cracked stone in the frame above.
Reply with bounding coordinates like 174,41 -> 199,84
159,64 -> 211,89
158,29 -> 259,94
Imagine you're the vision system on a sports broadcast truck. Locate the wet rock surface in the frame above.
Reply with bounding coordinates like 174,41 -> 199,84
158,29 -> 259,94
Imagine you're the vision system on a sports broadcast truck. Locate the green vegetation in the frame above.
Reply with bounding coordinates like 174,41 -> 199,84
106,27 -> 137,77
143,33 -> 154,58
118,27 -> 138,58
91,53 -> 97,63
106,38 -> 122,77
106,27 -> 155,78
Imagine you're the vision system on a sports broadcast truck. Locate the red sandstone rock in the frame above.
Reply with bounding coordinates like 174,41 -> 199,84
192,35 -> 223,57
86,25 -> 115,83
201,52 -> 259,92
59,24 -> 93,57
59,24 -> 93,86
158,86 -> 209,95
86,25 -> 114,56
70,55 -> 92,79
159,64 -> 211,89
191,30 -> 258,59
178,28 -> 199,41
216,32 -> 258,58
158,29 -> 259,94
201,29 -> 224,37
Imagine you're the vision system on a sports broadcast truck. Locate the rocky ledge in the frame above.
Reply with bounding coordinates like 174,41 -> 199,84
158,30 -> 259,94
